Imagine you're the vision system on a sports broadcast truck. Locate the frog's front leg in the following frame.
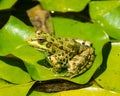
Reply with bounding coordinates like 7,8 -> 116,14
67,47 -> 95,78
48,50 -> 70,73
48,55 -> 63,73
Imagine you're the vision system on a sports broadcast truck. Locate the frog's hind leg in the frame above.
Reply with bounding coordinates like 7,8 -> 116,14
66,47 -> 95,78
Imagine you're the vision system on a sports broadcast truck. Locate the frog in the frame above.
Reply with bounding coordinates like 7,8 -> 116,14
27,30 -> 95,78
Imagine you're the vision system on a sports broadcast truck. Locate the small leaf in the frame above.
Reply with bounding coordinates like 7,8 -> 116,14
89,1 -> 120,40
29,87 -> 120,96
0,82 -> 34,96
0,78 -> 10,88
29,91 -> 54,96
0,56 -> 32,84
94,42 -> 120,93
0,0 -> 17,10
89,1 -> 120,19
38,0 -> 90,12
53,87 -> 120,96
0,16 -> 46,81
0,16 -> 34,55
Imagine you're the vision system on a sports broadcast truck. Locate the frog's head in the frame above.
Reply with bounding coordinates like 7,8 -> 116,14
26,30 -> 53,51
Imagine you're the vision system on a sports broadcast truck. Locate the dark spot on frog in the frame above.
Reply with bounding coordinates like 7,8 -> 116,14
46,42 -> 52,48
59,41 -> 63,44
117,53 -> 120,56
57,37 -> 62,40
65,51 -> 68,54
57,54 -> 60,56
69,52 -> 74,57
51,47 -> 56,53
59,46 -> 63,49
61,52 -> 64,56
67,44 -> 73,49
64,38 -> 69,41
63,58 -> 66,62
50,37 -> 55,42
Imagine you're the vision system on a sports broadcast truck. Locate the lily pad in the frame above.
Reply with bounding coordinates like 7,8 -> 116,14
19,17 -> 109,84
38,0 -> 90,12
89,1 -> 120,40
53,87 -> 120,96
89,1 -> 120,19
0,16 -> 109,84
0,78 -> 10,87
0,82 -> 34,96
29,87 -> 120,96
0,56 -> 31,84
52,17 -> 109,84
0,16 -> 34,56
0,0 -> 17,10
94,42 -> 120,93
0,16 -> 46,81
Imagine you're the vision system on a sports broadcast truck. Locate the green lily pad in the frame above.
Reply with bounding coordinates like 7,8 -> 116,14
29,91 -> 54,96
0,16 -> 46,81
0,56 -> 32,84
53,87 -> 120,96
94,42 -> 120,93
0,16 -> 34,56
0,82 -> 34,96
17,17 -> 109,84
0,78 -> 10,87
29,87 -> 120,96
38,0 -> 90,12
89,1 -> 120,40
51,17 -> 109,84
89,1 -> 120,19
0,16 -> 109,84
0,0 -> 17,10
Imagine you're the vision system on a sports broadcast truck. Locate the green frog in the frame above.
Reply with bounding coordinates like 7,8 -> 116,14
27,30 -> 95,78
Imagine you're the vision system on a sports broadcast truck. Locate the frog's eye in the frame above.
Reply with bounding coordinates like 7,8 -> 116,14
38,38 -> 46,43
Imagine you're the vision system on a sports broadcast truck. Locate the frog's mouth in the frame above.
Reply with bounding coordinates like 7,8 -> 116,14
26,37 -> 48,51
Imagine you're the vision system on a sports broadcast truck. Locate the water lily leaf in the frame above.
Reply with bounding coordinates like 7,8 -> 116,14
0,78 -> 10,88
0,0 -> 17,10
29,91 -> 54,96
94,42 -> 120,93
0,16 -> 34,56
0,16 -> 109,84
0,16 -> 46,81
51,17 -> 109,84
0,56 -> 31,84
89,1 -> 120,40
89,1 -> 120,19
0,16 -> 56,81
12,45 -> 54,81
17,17 -> 109,84
0,82 -> 34,96
29,87 -> 120,96
53,87 -> 120,96
38,0 -> 90,12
